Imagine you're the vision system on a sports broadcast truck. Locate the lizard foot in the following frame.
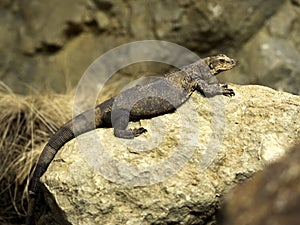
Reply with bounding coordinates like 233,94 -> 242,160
218,83 -> 235,96
132,127 -> 147,137
114,127 -> 147,139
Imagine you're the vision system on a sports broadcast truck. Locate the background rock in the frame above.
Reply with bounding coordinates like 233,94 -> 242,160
0,0 -> 286,94
39,85 -> 299,225
219,142 -> 300,225
220,0 -> 300,94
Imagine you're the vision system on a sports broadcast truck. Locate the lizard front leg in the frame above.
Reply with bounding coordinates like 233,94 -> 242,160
112,109 -> 147,139
196,79 -> 235,97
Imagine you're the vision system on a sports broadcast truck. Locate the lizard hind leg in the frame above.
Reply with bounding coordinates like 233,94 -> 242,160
112,109 -> 147,139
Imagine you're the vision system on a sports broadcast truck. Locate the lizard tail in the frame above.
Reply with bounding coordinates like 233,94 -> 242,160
25,196 -> 36,225
26,120 -> 76,224
26,98 -> 114,223
26,107 -> 104,224
28,106 -> 101,195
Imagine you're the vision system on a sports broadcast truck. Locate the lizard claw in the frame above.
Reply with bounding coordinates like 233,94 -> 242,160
114,127 -> 147,139
219,83 -> 228,88
132,127 -> 147,137
222,88 -> 235,97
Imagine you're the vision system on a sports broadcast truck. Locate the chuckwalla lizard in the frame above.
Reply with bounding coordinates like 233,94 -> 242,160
26,54 -> 236,224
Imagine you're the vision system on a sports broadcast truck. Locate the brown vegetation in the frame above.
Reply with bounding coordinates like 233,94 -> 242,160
0,83 -> 72,224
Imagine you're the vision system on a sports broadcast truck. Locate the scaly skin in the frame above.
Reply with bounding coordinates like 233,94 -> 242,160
26,54 -> 236,224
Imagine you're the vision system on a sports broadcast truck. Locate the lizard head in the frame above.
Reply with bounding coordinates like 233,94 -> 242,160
205,54 -> 236,76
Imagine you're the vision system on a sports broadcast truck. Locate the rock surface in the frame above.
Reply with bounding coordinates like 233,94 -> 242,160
39,85 -> 299,225
219,142 -> 300,225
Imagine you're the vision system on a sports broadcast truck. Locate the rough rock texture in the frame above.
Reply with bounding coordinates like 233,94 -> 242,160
38,85 -> 299,225
219,142 -> 300,225
220,0 -> 300,94
0,0 -> 284,94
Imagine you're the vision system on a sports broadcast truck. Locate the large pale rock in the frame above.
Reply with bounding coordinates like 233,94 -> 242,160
39,85 -> 299,225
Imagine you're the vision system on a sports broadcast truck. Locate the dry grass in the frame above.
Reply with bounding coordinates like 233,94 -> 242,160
0,83 -> 73,224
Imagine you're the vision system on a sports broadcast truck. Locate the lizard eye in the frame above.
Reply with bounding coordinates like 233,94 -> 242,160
209,63 -> 214,69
